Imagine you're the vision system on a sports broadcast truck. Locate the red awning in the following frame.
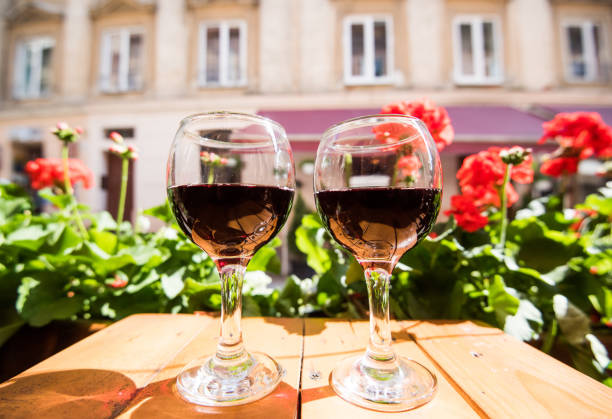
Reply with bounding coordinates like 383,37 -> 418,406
258,106 -> 549,150
541,105 -> 612,126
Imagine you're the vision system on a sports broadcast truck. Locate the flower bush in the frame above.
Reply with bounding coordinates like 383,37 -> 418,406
0,107 -> 610,387
25,158 -> 93,191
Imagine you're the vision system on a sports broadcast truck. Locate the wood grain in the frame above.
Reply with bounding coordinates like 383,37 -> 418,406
117,316 -> 303,419
300,318 -> 480,418
408,321 -> 612,419
0,314 -> 208,419
2,314 -> 611,419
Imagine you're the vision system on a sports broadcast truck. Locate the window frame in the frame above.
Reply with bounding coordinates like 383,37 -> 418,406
452,14 -> 503,86
343,14 -> 394,86
13,36 -> 55,100
562,19 -> 605,83
198,20 -> 248,88
99,26 -> 145,93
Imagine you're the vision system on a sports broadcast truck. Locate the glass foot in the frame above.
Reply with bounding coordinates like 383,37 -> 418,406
331,354 -> 437,412
176,351 -> 284,406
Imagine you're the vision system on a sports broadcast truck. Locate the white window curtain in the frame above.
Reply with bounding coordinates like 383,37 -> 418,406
100,28 -> 144,93
198,21 -> 247,87
564,20 -> 604,82
13,37 -> 55,99
343,15 -> 393,85
452,16 -> 503,85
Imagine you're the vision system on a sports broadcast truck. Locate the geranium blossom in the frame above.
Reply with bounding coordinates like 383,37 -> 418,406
448,146 -> 533,232
457,147 -> 533,206
397,154 -> 421,178
25,158 -> 94,190
540,157 -> 580,178
373,122 -> 416,144
380,99 -> 454,151
539,112 -> 612,160
445,195 -> 489,232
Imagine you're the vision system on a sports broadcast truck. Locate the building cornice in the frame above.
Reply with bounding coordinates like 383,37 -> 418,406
186,0 -> 259,9
5,1 -> 64,27
90,0 -> 156,20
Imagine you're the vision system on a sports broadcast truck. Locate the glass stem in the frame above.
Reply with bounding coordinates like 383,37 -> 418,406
364,267 -> 395,362
216,263 -> 246,361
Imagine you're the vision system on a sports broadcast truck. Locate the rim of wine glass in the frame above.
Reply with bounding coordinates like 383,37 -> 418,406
319,113 -> 430,152
179,111 -> 288,149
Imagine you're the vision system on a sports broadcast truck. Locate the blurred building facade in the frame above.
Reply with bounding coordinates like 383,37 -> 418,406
0,0 -> 611,217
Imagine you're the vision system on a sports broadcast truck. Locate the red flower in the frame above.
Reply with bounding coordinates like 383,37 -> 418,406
373,122 -> 415,144
445,195 -> 489,232
456,147 -> 533,208
381,99 -> 454,151
25,158 -> 94,190
540,157 -> 579,178
397,154 -> 421,178
428,232 -> 438,239
539,112 -> 612,160
589,266 -> 598,275
110,276 -> 128,288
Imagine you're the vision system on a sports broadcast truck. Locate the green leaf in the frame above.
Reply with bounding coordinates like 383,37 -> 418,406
143,201 -> 174,223
38,188 -> 71,209
487,276 -> 520,326
586,334 -> 611,374
161,267 -> 186,299
94,254 -> 134,276
6,225 -> 50,251
127,245 -> 161,266
248,244 -> 280,273
553,294 -> 590,346
503,300 -> 542,341
580,193 -> 612,216
89,211 -> 118,231
54,225 -> 83,255
295,216 -> 332,274
242,295 -> 263,316
89,229 -> 118,254
16,277 -> 83,327
125,269 -> 160,294
345,257 -> 363,285
45,223 -> 65,246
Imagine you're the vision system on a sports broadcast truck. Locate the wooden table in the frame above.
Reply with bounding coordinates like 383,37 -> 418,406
1,314 -> 611,418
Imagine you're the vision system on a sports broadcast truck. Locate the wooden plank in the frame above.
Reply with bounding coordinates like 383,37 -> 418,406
300,318 -> 480,418
402,320 -> 504,341
118,316 -> 303,419
410,322 -> 612,418
0,314 -> 208,419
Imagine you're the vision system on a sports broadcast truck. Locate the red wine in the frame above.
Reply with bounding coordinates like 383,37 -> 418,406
315,187 -> 440,267
168,184 -> 294,264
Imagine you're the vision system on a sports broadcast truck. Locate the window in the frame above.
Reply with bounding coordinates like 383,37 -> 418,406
452,16 -> 502,85
563,20 -> 604,82
13,37 -> 54,99
99,28 -> 144,93
343,15 -> 393,84
198,21 -> 247,87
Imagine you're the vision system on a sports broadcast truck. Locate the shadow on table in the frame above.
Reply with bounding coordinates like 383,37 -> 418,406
0,368 -> 136,419
127,378 -> 298,419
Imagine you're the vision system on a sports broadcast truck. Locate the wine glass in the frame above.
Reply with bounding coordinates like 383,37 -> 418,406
166,112 -> 295,406
314,114 -> 442,411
